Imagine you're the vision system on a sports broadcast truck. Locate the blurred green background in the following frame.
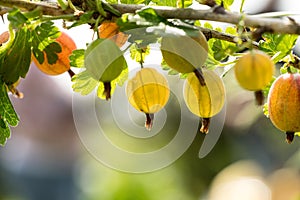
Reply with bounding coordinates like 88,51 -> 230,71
1,0 -> 300,199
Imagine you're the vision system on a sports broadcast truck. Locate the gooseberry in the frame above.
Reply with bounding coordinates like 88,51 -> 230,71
98,21 -> 128,47
126,68 -> 170,130
161,31 -> 208,74
234,50 -> 275,105
183,69 -> 225,134
268,72 -> 300,143
32,32 -> 77,76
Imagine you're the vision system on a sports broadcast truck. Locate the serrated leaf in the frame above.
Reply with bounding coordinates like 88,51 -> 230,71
137,8 -> 166,24
97,67 -> 128,100
0,80 -> 18,146
211,39 -> 237,61
130,43 -> 150,63
0,118 -> 10,146
44,42 -> 62,65
177,0 -> 193,8
70,49 -> 85,68
168,69 -> 179,75
152,0 -> 177,7
0,80 -> 19,126
161,59 -> 170,70
215,0 -> 234,9
204,22 -> 213,29
31,21 -> 61,64
0,28 -> 32,84
7,8 -> 29,29
262,76 -> 276,100
68,11 -> 94,28
263,103 -> 269,118
72,70 -> 99,95
115,66 -> 128,87
180,73 -> 188,79
259,33 -> 298,63
205,53 -> 221,70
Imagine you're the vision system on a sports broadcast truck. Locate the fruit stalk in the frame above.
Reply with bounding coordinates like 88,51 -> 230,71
254,90 -> 264,106
194,68 -> 206,86
103,82 -> 112,100
145,113 -> 154,131
68,69 -> 75,78
200,117 -> 210,134
286,132 -> 295,144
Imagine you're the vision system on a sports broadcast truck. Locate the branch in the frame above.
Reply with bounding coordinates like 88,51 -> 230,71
0,0 -> 74,16
1,0 -> 300,36
111,4 -> 300,35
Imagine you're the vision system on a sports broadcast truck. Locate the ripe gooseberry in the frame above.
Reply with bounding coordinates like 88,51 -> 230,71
268,72 -> 300,143
0,31 -> 9,46
32,32 -> 77,77
126,68 -> 170,130
183,69 -> 225,134
234,50 -> 275,105
98,21 -> 128,47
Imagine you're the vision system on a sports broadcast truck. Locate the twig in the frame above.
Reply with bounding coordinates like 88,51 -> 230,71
1,0 -> 300,35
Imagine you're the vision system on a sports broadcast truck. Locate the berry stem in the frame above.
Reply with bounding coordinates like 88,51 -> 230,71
145,113 -> 154,131
103,82 -> 112,100
254,90 -> 264,106
194,68 -> 206,86
286,131 -> 295,144
68,69 -> 75,78
200,117 -> 211,134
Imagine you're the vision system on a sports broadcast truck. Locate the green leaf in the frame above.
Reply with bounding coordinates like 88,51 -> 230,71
205,53 -> 221,70
168,69 -> 179,75
137,8 -> 166,24
106,0 -> 118,3
97,67 -> 128,100
0,118 -> 10,146
259,33 -> 298,63
215,0 -> 234,9
44,42 -> 62,65
72,70 -> 99,95
263,103 -> 269,118
262,76 -> 276,98
130,43 -> 150,63
0,28 -> 32,84
203,22 -> 213,29
0,81 -> 19,127
121,0 -> 145,4
31,21 -> 61,65
177,0 -> 193,8
0,80 -> 19,146
70,49 -> 85,68
7,8 -> 29,29
68,11 -> 94,28
152,0 -> 177,7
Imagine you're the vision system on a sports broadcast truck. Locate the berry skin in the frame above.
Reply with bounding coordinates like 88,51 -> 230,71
32,32 -> 77,76
161,31 -> 208,74
126,68 -> 170,130
234,50 -> 275,105
183,69 -> 225,134
268,72 -> 300,144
